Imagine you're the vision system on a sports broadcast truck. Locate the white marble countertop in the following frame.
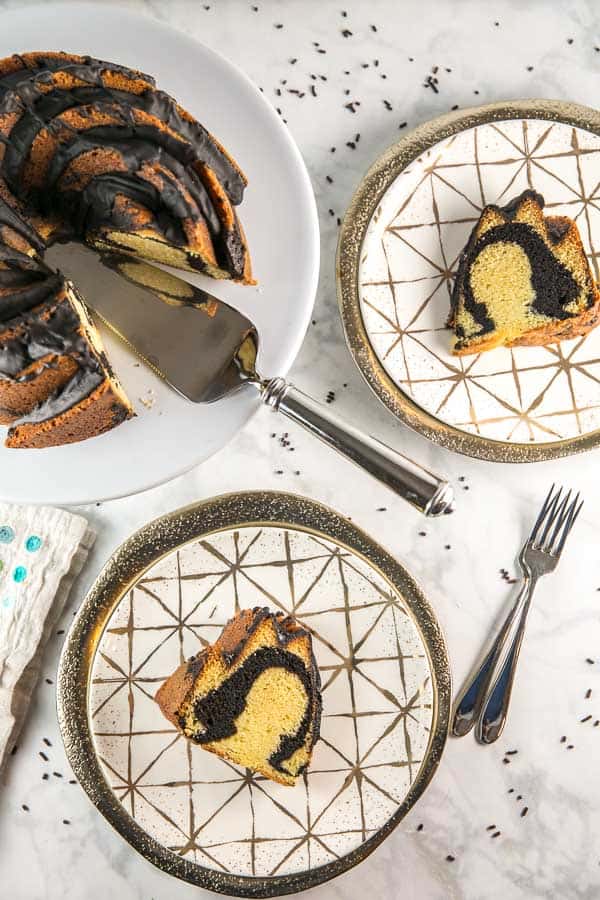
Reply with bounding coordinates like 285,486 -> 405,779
2,0 -> 600,897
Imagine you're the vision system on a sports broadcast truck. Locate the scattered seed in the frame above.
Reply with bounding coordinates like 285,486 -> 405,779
446,854 -> 455,862
492,831 -> 501,839
486,824 -> 496,831
521,807 -> 529,817
560,735 -> 567,743
581,715 -> 592,723
341,29 -> 352,37
39,751 -> 48,762
22,804 -> 29,812
417,823 -> 424,831
586,689 -> 592,699
62,819 -> 70,825
505,749 -> 518,755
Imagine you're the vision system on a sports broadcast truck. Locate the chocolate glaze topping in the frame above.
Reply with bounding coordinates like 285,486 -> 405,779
0,53 -> 245,203
0,53 -> 247,279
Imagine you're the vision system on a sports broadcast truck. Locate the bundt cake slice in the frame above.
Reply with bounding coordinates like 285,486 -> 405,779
4,283 -> 132,449
156,608 -> 322,786
449,190 -> 600,355
0,51 -> 253,283
0,197 -> 132,447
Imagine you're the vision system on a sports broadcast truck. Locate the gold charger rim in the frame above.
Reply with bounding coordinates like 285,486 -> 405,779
57,490 -> 451,897
336,98 -> 600,463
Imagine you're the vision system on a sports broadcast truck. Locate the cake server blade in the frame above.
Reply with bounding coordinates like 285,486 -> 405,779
45,244 -> 454,517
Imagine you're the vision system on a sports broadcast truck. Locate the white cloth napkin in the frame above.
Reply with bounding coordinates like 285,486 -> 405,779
0,503 -> 95,779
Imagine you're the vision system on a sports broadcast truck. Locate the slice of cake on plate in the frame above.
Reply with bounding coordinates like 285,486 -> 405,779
156,607 -> 322,786
449,190 -> 600,355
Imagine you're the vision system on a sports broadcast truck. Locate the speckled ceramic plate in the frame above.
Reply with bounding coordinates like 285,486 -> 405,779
57,492 -> 450,897
338,99 -> 600,462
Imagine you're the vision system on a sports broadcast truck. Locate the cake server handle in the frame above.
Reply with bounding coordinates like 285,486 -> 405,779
258,377 -> 454,517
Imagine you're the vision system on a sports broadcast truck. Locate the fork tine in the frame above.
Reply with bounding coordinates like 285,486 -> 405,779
533,487 -> 562,548
529,484 -> 559,546
547,489 -> 574,551
539,489 -> 568,548
554,495 -> 583,557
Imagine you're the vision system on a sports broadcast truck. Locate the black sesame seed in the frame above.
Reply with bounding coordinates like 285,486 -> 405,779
43,738 -> 52,747
581,715 -> 592,723
371,24 -> 377,31
326,175 -> 333,183
22,804 -> 29,812
567,37 -> 573,44
274,22 -> 283,29
505,749 -> 518,755
399,121 -> 407,128
492,831 -> 501,839
527,66 -> 534,72
62,819 -> 70,825
586,689 -> 592,699
586,658 -> 595,664
521,807 -> 529,817
42,773 -> 49,781
486,824 -> 496,830
341,29 -> 353,37
560,735 -> 567,743
417,823 -> 424,831
39,751 -> 48,761
53,771 -> 62,778
383,100 -> 392,110
446,854 -> 455,862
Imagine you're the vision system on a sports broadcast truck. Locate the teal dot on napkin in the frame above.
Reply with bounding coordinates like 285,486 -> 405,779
0,526 -> 15,544
2,597 -> 12,608
25,535 -> 42,553
13,566 -> 27,583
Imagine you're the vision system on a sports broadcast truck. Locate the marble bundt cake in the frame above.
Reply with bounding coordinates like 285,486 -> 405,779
449,190 -> 600,355
156,608 -> 322,786
0,50 -> 253,448
0,197 -> 132,447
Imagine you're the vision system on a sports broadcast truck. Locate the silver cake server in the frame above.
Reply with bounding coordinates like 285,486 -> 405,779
46,244 -> 454,517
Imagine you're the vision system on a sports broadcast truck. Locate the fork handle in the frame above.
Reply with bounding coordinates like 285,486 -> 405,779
478,577 -> 538,744
259,377 -> 454,516
451,578 -> 530,737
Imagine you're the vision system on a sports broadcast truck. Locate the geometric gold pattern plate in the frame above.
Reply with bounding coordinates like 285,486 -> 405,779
57,492 -> 450,897
338,99 -> 600,462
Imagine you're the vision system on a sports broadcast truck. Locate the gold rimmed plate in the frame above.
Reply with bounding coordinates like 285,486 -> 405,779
338,99 -> 600,462
57,491 -> 450,897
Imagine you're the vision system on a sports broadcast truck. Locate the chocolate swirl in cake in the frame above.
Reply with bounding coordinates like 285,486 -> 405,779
190,645 -> 315,776
450,190 -> 600,355
156,607 -> 322,786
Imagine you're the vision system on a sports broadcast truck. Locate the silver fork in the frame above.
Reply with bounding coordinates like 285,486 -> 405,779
452,485 -> 583,744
